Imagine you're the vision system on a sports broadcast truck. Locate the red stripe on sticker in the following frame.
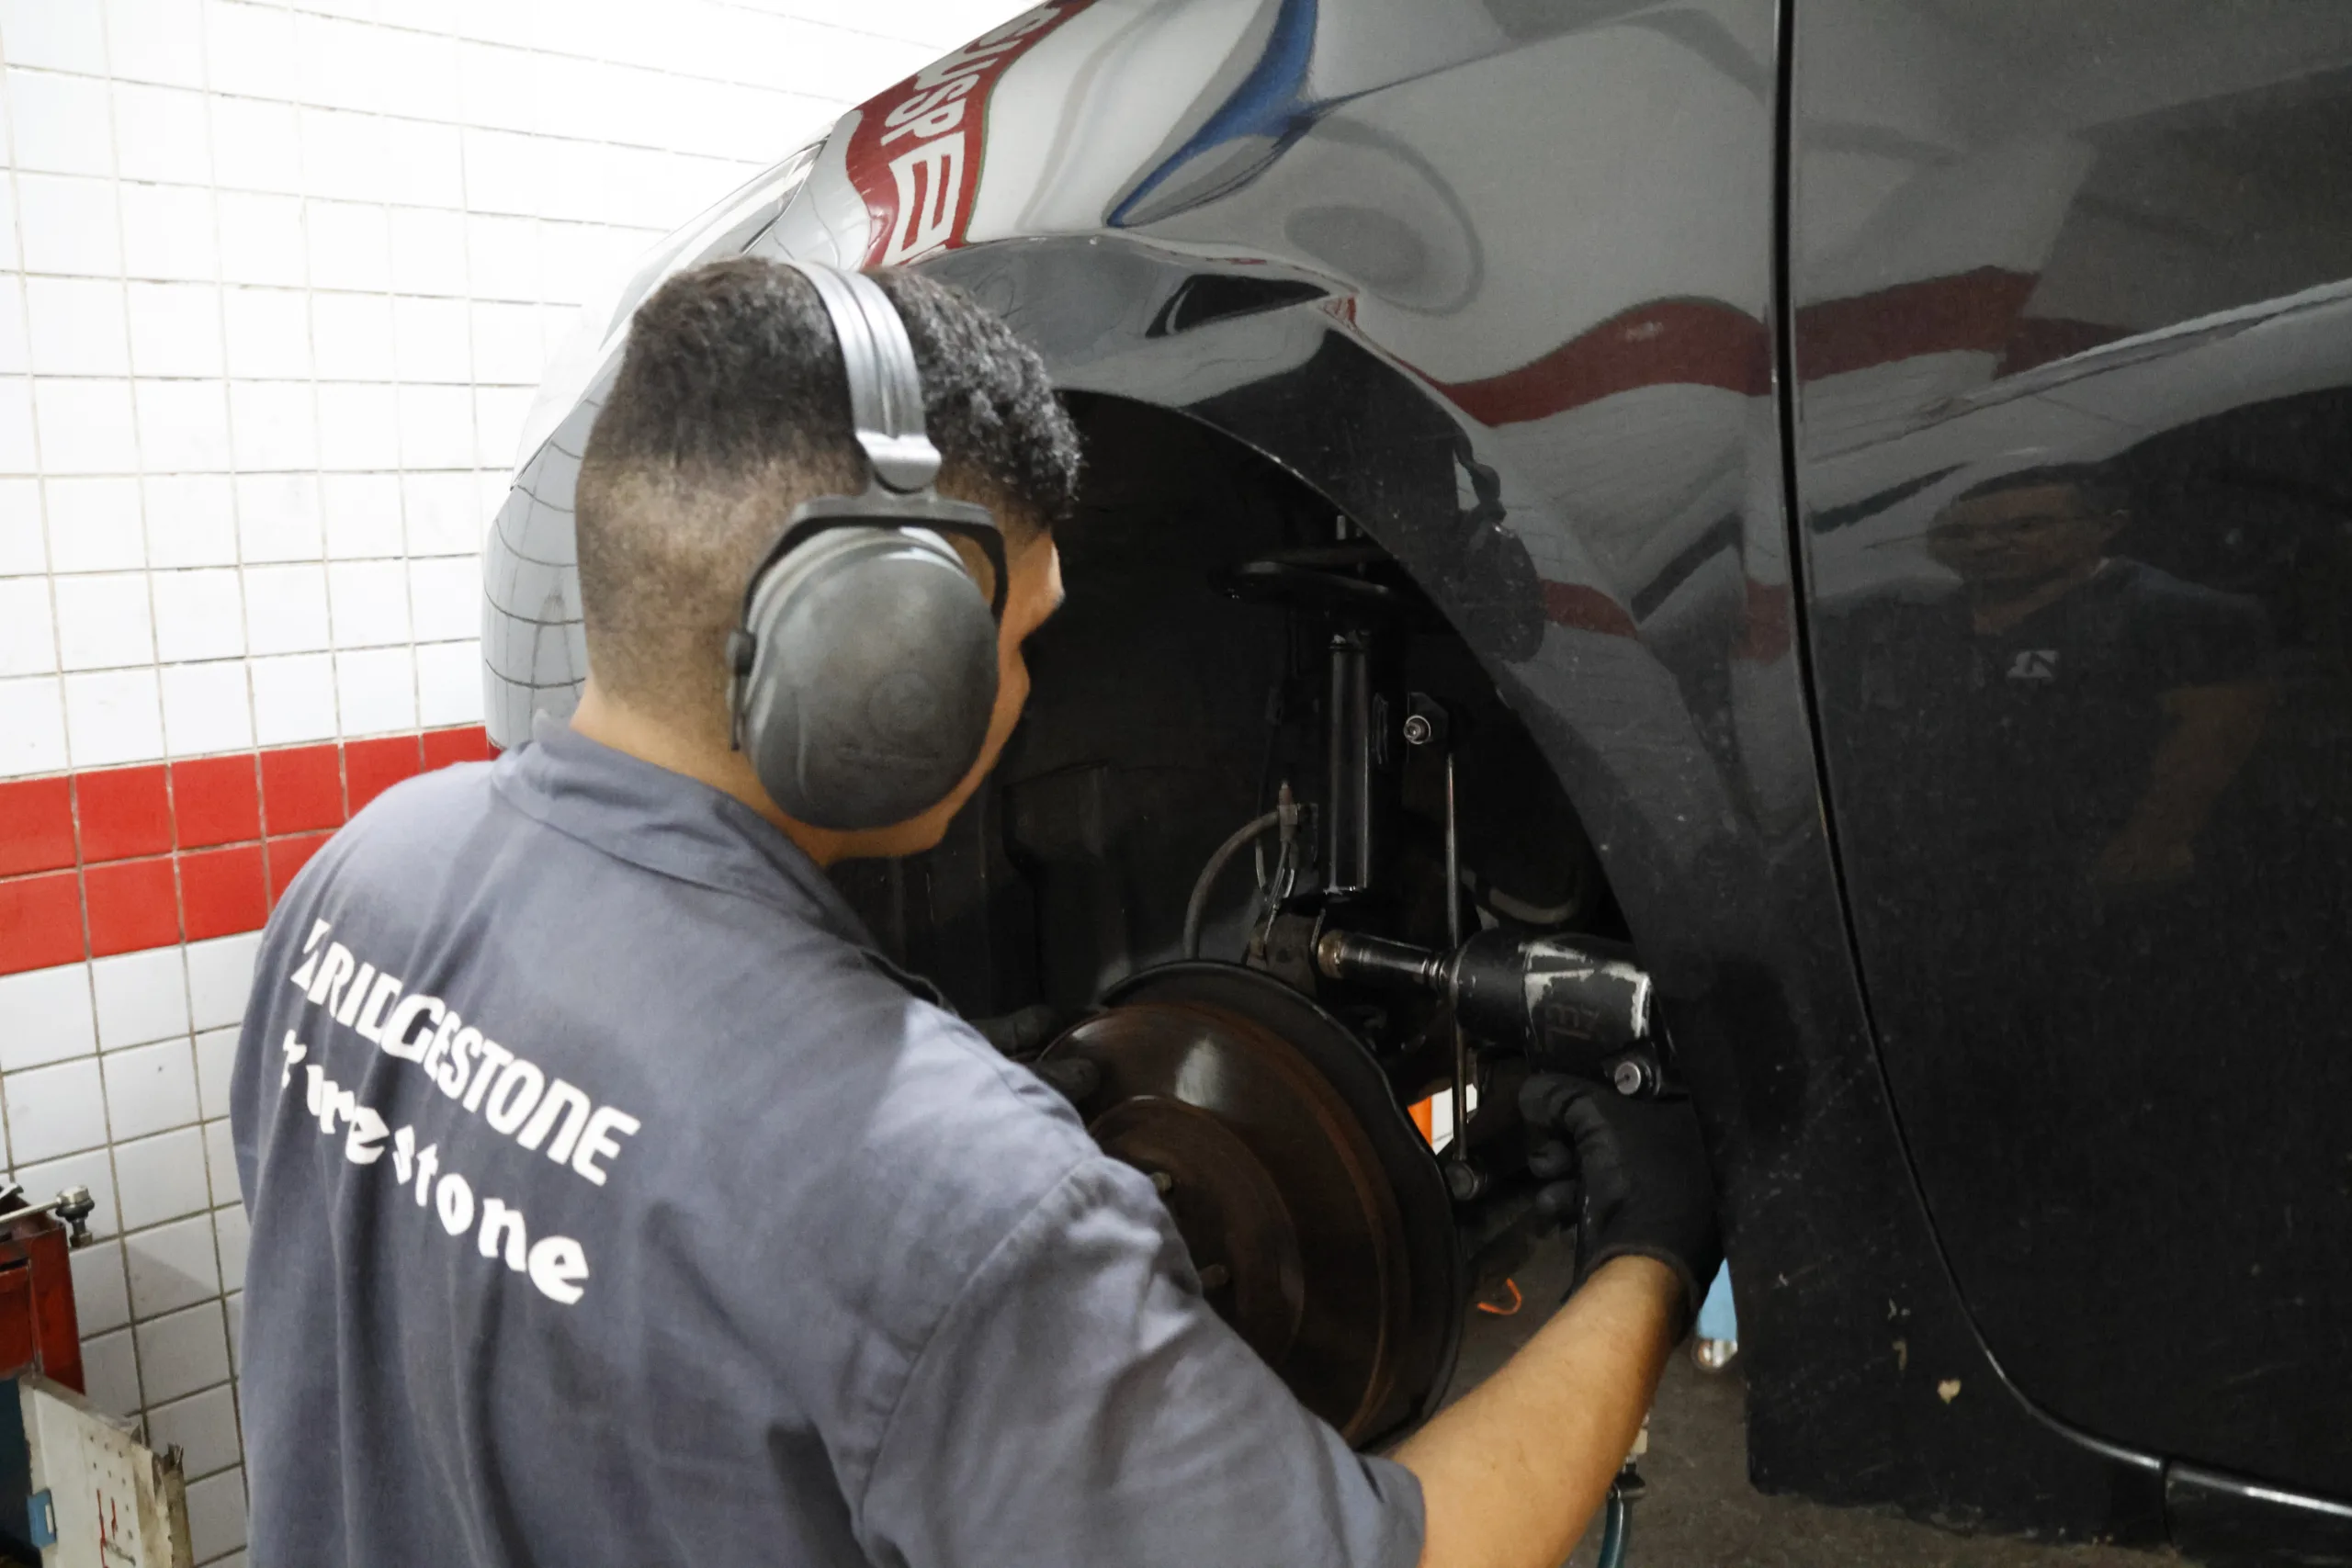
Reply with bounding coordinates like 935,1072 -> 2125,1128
1433,299 -> 1770,428
1541,581 -> 1639,639
1793,266 -> 2038,381
1395,272 -> 2064,430
845,3 -> 1091,268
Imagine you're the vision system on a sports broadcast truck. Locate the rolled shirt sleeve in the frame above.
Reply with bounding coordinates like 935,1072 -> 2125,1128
854,1157 -> 1427,1568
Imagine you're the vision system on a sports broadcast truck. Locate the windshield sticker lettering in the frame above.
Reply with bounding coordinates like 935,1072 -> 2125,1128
845,2 -> 1090,266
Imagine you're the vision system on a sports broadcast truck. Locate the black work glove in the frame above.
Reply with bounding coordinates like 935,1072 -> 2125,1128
1521,1073 -> 1722,1336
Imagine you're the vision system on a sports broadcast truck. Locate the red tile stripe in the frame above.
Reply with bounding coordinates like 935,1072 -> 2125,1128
0,726 -> 495,977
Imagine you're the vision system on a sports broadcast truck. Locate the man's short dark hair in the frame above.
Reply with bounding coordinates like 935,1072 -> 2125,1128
1949,461 -> 2129,519
575,257 -> 1080,738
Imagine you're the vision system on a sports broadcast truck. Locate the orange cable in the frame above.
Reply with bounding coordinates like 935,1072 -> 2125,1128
1476,1278 -> 1523,1316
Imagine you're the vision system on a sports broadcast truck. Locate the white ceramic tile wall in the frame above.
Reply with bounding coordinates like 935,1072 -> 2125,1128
0,2 -> 1028,1559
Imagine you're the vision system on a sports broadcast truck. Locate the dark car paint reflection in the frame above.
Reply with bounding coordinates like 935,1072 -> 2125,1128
1841,464 -> 2273,899
1796,0 -> 2352,1499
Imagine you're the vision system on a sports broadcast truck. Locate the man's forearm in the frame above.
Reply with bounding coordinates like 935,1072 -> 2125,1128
1394,1256 -> 1682,1568
2127,682 -> 2270,842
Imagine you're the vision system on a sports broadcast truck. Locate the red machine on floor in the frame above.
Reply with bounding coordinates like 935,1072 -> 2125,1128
0,1186 -> 199,1568
0,1186 -> 86,1394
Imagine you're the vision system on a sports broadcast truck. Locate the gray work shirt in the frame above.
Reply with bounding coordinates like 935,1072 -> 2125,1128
231,720 -> 1424,1568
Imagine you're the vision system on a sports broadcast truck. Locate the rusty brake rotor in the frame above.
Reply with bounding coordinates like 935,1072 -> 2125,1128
1036,963 -> 1460,1445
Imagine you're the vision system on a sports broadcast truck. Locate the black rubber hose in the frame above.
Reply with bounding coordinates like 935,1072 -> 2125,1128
1598,1481 -> 1631,1568
1180,810 -> 1285,960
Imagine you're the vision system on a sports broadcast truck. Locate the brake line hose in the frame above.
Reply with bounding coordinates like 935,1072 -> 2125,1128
1180,810 -> 1284,960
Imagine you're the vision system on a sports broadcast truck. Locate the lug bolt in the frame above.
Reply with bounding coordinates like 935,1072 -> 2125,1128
1444,1161 -> 1487,1202
1611,1059 -> 1646,1096
1402,713 -> 1434,746
1148,1169 -> 1174,1195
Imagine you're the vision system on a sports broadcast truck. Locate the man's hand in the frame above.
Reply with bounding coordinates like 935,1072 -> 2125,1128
1390,1079 -> 1721,1568
1523,1074 -> 1721,1336
2091,679 -> 2269,893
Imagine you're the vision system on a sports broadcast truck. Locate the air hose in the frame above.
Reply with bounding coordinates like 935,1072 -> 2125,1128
1597,1479 -> 1632,1568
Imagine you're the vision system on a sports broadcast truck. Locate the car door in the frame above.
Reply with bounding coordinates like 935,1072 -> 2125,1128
1790,0 -> 2352,1503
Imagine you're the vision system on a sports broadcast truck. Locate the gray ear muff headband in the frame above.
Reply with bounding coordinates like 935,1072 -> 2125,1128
724,261 -> 1007,831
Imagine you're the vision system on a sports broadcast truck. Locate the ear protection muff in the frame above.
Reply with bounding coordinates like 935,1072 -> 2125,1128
725,261 -> 1008,831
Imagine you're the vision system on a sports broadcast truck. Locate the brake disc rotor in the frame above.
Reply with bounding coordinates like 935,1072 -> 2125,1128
1036,963 -> 1460,1445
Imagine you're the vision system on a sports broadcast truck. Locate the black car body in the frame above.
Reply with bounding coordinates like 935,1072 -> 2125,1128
484,3 -> 2352,1560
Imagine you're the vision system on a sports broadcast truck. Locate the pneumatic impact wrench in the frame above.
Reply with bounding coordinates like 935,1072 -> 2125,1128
1315,919 -> 1684,1242
1314,925 -> 1676,1097
1315,924 -> 1669,1568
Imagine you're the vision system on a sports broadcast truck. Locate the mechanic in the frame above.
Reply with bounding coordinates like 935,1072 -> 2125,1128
230,256 -> 1720,1568
1916,464 -> 2273,890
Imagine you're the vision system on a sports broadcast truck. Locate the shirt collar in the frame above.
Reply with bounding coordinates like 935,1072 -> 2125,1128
494,714 -> 878,951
